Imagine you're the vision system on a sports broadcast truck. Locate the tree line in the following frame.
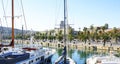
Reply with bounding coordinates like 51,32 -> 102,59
11,23 -> 120,46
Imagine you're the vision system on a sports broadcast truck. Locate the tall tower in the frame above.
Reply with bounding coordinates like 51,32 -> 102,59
60,21 -> 64,29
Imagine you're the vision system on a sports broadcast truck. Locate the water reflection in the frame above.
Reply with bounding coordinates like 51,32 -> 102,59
68,49 -> 74,58
52,48 -> 90,64
57,48 -> 62,56
51,47 -> 120,64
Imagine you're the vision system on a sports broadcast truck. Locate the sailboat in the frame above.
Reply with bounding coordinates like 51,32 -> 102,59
54,0 -> 76,64
0,0 -> 55,64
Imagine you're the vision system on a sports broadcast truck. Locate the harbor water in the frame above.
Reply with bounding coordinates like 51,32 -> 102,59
51,47 -> 120,64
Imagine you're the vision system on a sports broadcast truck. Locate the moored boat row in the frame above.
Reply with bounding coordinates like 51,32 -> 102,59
0,0 -> 56,64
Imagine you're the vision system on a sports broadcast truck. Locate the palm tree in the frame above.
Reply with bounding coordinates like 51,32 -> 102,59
41,33 -> 45,40
101,26 -> 106,32
117,32 -> 120,42
87,31 -> 91,44
89,25 -> 94,43
45,32 -> 48,40
90,32 -> 94,42
82,27 -> 88,44
82,33 -> 88,44
94,33 -> 100,43
34,32 -> 41,40
83,27 -> 87,34
78,32 -> 83,41
39,33 -> 42,40
48,31 -> 53,41
101,33 -> 110,46
112,27 -> 118,43
94,27 -> 100,43
68,28 -> 74,42
57,30 -> 63,41
90,24 -> 94,32
81,35 -> 86,43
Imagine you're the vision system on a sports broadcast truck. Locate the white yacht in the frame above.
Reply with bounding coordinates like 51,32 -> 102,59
86,51 -> 120,64
0,45 -> 55,64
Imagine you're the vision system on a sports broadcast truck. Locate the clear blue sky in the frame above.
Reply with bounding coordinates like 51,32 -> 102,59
0,0 -> 120,31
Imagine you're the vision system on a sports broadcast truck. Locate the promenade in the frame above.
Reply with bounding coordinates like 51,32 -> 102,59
1,40 -> 120,51
40,40 -> 120,51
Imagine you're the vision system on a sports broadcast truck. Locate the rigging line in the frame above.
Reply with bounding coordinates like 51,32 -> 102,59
54,0 -> 57,27
0,18 -> 3,32
5,0 -> 9,10
16,0 -> 23,29
0,18 -> 1,26
55,0 -> 62,26
20,0 -> 27,31
0,18 -> 3,42
1,0 -> 8,28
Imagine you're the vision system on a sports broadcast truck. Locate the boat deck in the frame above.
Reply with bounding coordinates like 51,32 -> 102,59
87,55 -> 120,64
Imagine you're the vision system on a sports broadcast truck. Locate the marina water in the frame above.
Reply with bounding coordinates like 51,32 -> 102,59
51,48 -> 120,64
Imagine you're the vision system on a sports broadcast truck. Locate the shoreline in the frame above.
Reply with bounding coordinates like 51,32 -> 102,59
41,42 -> 120,51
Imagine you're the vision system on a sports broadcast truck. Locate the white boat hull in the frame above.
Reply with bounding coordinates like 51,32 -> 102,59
55,56 -> 76,64
87,55 -> 120,64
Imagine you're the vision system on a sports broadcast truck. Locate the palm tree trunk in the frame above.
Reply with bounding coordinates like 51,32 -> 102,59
115,37 -> 118,44
103,39 -> 105,46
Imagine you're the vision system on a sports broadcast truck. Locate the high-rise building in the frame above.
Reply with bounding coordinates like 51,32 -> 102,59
60,21 -> 64,29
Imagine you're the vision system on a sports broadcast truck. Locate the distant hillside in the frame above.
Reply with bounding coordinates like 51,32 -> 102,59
0,26 -> 34,38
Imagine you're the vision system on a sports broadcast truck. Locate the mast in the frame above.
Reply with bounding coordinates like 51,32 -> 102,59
22,25 -> 23,47
0,18 -> 2,44
11,0 -> 14,48
64,0 -> 67,63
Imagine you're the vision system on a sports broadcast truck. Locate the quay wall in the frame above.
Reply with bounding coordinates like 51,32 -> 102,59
2,40 -> 120,51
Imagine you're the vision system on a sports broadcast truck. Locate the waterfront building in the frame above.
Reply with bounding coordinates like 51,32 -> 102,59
40,21 -> 77,36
